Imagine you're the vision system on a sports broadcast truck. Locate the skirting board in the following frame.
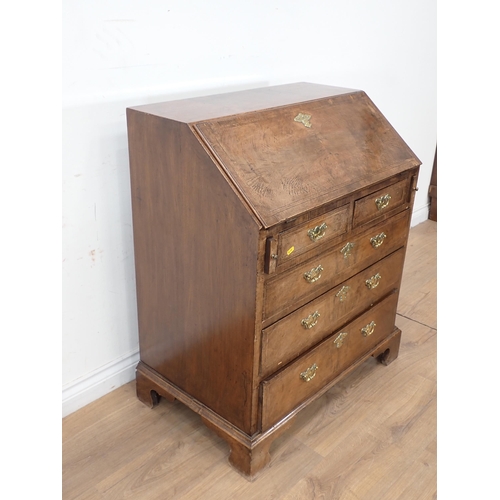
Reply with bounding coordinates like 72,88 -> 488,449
62,349 -> 140,418
410,203 -> 430,228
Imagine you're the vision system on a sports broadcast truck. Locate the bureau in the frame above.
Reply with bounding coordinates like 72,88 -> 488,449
126,82 -> 421,479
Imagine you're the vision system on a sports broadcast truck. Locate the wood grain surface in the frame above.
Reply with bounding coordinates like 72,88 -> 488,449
263,209 -> 411,322
195,92 -> 420,227
260,247 -> 406,378
127,110 -> 261,434
261,292 -> 399,431
63,220 -> 436,500
125,83 -> 421,477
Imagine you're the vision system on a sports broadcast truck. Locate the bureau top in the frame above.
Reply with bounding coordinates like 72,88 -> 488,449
128,83 -> 421,228
127,82 -> 357,123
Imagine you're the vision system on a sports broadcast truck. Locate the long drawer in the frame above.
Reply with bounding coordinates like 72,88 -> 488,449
263,209 -> 410,322
260,291 -> 399,431
260,247 -> 405,378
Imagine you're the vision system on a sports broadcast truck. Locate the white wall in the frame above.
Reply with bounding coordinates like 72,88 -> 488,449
62,0 -> 436,416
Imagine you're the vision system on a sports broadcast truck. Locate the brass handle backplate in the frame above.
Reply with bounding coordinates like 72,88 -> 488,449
336,285 -> 350,302
365,273 -> 381,290
308,222 -> 328,242
375,194 -> 391,210
361,321 -> 376,337
333,332 -> 348,348
370,232 -> 387,248
304,265 -> 324,283
301,311 -> 320,329
300,363 -> 318,382
340,242 -> 354,259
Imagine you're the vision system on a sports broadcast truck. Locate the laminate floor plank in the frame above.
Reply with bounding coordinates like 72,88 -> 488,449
62,381 -> 138,442
63,397 -> 200,499
181,437 -> 323,500
72,488 -> 105,500
397,220 -> 437,328
62,219 -> 437,499
283,394 -> 436,500
387,447 -> 437,500
347,397 -> 436,499
95,420 -> 229,500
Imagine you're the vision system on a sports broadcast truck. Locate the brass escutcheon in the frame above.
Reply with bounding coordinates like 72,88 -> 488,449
365,273 -> 381,290
333,332 -> 348,348
340,242 -> 354,259
308,222 -> 328,242
301,310 -> 320,329
361,321 -> 376,337
300,363 -> 318,382
370,232 -> 387,248
375,194 -> 391,210
336,285 -> 350,302
304,264 -> 324,283
294,112 -> 312,128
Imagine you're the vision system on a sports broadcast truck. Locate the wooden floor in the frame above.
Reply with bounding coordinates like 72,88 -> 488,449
63,220 -> 437,500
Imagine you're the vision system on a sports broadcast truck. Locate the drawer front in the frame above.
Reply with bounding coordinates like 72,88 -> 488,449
261,292 -> 399,431
353,177 -> 411,227
261,247 -> 405,378
263,209 -> 410,321
276,204 -> 349,267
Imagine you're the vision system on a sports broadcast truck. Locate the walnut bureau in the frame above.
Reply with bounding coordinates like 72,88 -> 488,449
126,82 -> 421,479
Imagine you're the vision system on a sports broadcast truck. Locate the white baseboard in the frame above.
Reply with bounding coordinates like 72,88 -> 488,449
62,349 -> 140,418
410,203 -> 430,227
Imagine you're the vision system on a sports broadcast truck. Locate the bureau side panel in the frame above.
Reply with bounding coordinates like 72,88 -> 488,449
127,110 -> 260,434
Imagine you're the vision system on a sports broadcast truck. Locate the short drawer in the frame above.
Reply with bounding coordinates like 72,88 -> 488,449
263,209 -> 410,322
260,247 -> 405,378
276,204 -> 349,267
261,291 -> 399,431
353,177 -> 411,227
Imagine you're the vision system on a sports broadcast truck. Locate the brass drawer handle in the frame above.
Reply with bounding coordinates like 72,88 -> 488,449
375,194 -> 391,210
370,232 -> 387,248
304,265 -> 323,283
340,242 -> 354,259
300,363 -> 318,382
361,321 -> 376,337
336,285 -> 350,302
301,310 -> 320,329
333,332 -> 348,348
308,222 -> 328,242
365,273 -> 381,290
